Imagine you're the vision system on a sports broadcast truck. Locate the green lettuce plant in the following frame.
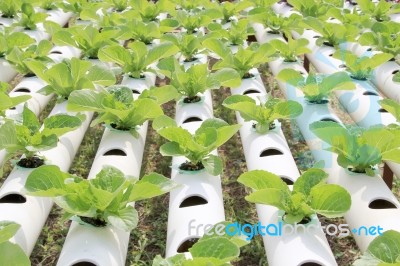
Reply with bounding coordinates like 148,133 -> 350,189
205,0 -> 253,24
170,0 -> 209,12
67,85 -> 178,136
98,41 -> 178,78
118,20 -> 176,45
6,40 -> 54,76
14,3 -> 48,30
153,116 -> 241,175
239,168 -> 351,224
59,0 -> 103,16
157,58 -> 241,103
207,19 -> 253,46
25,57 -> 116,101
0,82 -> 31,118
153,222 -> 249,265
52,24 -> 122,59
249,0 -> 279,8
303,17 -> 359,47
359,21 -> 400,63
204,38 -> 276,79
379,99 -> 400,123
0,30 -> 35,58
277,69 -> 355,104
332,50 -> 393,80
354,230 -> 400,266
130,0 -> 173,22
175,9 -> 213,34
287,0 -> 342,18
310,121 -> 400,176
25,165 -> 178,231
269,37 -> 311,62
32,0 -> 63,10
0,0 -> 22,18
248,8 -> 303,35
0,105 -> 83,169
161,33 -> 206,62
79,7 -> 126,29
223,94 -> 303,134
105,0 -> 131,12
357,0 -> 400,22
0,221 -> 30,266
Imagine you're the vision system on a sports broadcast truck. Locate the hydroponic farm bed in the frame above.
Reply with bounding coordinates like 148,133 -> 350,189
0,0 -> 400,265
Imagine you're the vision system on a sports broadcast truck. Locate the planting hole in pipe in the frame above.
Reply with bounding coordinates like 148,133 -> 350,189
378,108 -> 388,113
71,262 -> 97,266
50,50 -> 62,54
260,148 -> 284,157
339,64 -> 346,68
243,89 -> 261,95
363,91 -> 379,96
299,262 -> 323,266
366,48 -> 372,51
0,193 -> 26,204
392,70 -> 399,75
183,117 -> 202,123
9,107 -> 16,110
313,35 -> 321,38
177,237 -> 200,253
131,89 -> 140,94
281,176 -> 294,185
179,195 -> 208,208
369,199 -> 397,209
103,149 -> 127,156
14,88 -> 30,93
320,118 -> 338,123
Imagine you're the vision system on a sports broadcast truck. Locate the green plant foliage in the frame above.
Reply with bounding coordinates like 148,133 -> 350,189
153,222 -> 249,265
357,0 -> 400,22
310,121 -> 400,176
6,40 -> 54,76
25,165 -> 178,231
0,82 -> 31,118
161,33 -> 206,62
333,50 -> 393,80
223,94 -> 303,134
14,3 -> 48,30
0,30 -> 35,58
207,19 -> 253,46
67,85 -> 178,136
204,38 -> 276,78
0,221 -> 30,266
288,0 -> 343,18
157,58 -> 241,101
25,57 -> 116,101
52,24 -> 122,59
153,117 -> 241,175
239,168 -> 351,224
205,0 -> 253,24
354,230 -> 400,266
269,37 -> 311,62
379,99 -> 400,123
98,41 -> 178,78
277,69 -> 355,103
0,0 -> 22,18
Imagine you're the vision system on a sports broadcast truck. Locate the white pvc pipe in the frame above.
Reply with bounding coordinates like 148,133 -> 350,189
0,58 -> 17,82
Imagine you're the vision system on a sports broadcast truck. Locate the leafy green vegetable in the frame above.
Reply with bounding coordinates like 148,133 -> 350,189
354,230 -> 400,266
0,30 -> 35,58
105,0 -> 130,12
170,0 -> 209,12
277,69 -> 355,103
25,57 -> 116,101
157,58 -> 241,102
119,20 -> 177,45
379,99 -> 400,123
287,0 -> 343,18
153,117 -> 241,175
174,9 -> 213,34
67,85 -> 177,136
303,17 -> 359,47
204,38 -> 276,78
25,165 -> 178,231
6,40 -> 54,76
333,50 -> 393,80
207,19 -> 253,46
0,82 -> 31,118
153,222 -> 249,266
0,221 -> 30,266
0,105 -> 84,168
32,0 -> 63,10
0,0 -> 22,18
269,37 -> 311,62
310,121 -> 400,176
358,21 -> 400,60
130,0 -> 173,22
205,1 -> 253,24
52,24 -> 122,59
248,8 -> 303,35
14,3 -> 48,30
98,41 -> 178,78
161,33 -> 206,62
239,168 -> 351,224
59,0 -> 102,15
223,94 -> 302,134
357,0 -> 400,22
